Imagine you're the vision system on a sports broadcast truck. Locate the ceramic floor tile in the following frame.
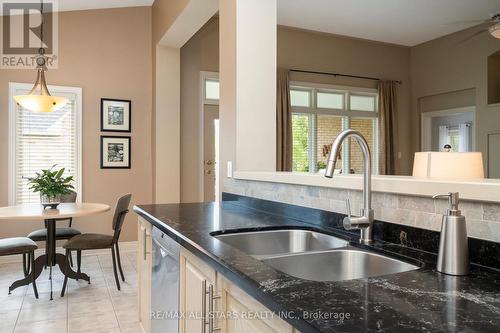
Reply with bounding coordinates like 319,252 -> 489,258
0,243 -> 139,333
69,310 -> 119,332
14,318 -> 67,333
0,309 -> 20,332
0,295 -> 24,311
68,295 -> 114,315
17,300 -> 67,324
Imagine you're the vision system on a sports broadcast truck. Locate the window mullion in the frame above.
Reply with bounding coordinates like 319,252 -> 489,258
309,114 -> 317,173
342,116 -> 350,174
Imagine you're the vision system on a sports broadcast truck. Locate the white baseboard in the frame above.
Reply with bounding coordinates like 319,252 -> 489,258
0,241 -> 137,265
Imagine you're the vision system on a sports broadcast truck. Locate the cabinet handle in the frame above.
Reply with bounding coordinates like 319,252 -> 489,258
202,280 -> 208,333
208,284 -> 221,332
142,227 -> 150,261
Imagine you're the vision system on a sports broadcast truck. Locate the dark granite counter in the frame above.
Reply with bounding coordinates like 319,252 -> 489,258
134,199 -> 500,333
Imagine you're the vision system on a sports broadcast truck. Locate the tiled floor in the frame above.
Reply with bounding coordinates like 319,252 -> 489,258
0,246 -> 140,333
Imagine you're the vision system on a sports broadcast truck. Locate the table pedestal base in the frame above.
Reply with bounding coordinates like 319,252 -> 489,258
9,253 -> 90,299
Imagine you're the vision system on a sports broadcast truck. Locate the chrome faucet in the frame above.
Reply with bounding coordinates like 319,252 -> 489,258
324,129 -> 374,244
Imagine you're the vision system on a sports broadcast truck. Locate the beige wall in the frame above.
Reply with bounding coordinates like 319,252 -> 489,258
0,7 -> 153,241
410,24 -> 500,170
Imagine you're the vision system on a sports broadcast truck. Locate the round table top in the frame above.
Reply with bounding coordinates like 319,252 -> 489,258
0,203 -> 111,221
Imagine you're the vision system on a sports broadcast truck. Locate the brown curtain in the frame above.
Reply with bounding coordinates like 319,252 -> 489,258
276,69 -> 293,171
378,80 -> 398,175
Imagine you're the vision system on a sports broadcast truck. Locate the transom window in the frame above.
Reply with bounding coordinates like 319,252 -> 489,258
290,82 -> 379,174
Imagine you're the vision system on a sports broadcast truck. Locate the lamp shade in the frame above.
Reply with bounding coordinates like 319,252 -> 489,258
14,94 -> 68,113
413,152 -> 484,179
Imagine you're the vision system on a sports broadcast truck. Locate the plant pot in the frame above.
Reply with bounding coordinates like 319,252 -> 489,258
40,194 -> 61,209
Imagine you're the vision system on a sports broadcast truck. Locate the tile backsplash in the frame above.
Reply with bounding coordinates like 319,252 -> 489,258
224,178 -> 500,243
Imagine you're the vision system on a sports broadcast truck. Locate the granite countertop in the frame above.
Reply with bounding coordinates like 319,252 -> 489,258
134,201 -> 500,333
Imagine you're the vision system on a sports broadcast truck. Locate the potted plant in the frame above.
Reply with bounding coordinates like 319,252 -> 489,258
27,165 -> 74,209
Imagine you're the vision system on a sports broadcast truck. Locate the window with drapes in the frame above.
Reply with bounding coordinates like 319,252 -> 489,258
8,83 -> 82,205
290,83 -> 379,174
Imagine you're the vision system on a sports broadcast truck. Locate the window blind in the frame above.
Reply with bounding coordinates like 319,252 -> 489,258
11,86 -> 80,204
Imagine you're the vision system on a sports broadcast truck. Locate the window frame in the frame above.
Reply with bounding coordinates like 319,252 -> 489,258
289,81 -> 379,174
8,82 -> 83,205
201,71 -> 220,106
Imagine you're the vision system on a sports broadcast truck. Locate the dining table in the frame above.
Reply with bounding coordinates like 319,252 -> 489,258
0,202 -> 110,299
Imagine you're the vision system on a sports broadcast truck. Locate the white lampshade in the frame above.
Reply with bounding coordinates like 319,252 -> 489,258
14,94 -> 68,113
413,152 -> 484,179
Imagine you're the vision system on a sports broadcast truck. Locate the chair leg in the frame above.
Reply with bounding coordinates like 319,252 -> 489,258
77,250 -> 82,274
30,252 -> 39,299
115,243 -> 125,282
22,254 -> 28,277
111,247 -> 121,291
60,249 -> 70,297
44,241 -> 48,269
68,251 -> 74,267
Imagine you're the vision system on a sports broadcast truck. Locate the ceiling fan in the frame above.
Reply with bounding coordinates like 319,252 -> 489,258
458,12 -> 500,42
487,13 -> 500,38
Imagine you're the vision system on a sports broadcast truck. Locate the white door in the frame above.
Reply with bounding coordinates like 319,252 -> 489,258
203,105 -> 219,202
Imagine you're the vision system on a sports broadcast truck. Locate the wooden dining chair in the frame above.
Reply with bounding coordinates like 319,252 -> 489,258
60,193 -> 132,296
26,191 -> 81,268
0,237 -> 38,298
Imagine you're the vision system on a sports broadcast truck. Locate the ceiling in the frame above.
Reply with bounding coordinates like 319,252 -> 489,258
277,0 -> 500,46
55,0 -> 154,12
0,0 -> 154,15
1,0 -> 498,46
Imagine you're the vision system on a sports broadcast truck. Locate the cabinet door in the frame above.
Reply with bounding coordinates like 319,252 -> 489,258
180,249 -> 216,333
137,217 -> 152,333
218,275 -> 294,333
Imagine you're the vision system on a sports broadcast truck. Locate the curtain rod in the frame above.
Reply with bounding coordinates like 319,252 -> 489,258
289,69 -> 402,85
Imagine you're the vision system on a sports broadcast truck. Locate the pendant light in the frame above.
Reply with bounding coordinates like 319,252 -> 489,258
13,0 -> 68,113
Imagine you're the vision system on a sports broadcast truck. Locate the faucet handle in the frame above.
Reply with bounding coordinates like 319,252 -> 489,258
345,198 -> 352,217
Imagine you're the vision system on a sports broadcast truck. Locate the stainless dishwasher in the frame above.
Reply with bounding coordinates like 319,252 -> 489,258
151,227 -> 180,333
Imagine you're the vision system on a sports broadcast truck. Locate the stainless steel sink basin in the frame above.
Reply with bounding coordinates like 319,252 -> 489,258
213,229 -> 348,258
262,248 -> 419,282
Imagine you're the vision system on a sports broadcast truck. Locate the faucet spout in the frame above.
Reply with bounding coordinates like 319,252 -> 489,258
324,129 -> 374,244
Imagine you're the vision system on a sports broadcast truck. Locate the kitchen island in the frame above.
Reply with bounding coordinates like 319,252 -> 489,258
134,195 -> 500,333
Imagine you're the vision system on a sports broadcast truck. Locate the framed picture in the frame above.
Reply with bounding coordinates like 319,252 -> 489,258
101,98 -> 131,132
100,136 -> 131,169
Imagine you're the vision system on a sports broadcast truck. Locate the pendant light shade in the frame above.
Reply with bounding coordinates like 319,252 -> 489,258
14,66 -> 69,113
12,0 -> 68,113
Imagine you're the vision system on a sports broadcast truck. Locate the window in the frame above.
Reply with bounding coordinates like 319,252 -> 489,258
202,72 -> 220,105
9,83 -> 82,205
205,79 -> 220,101
290,83 -> 379,174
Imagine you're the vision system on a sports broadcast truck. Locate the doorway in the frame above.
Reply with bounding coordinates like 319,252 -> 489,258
200,71 -> 220,202
203,105 -> 219,201
421,107 -> 476,152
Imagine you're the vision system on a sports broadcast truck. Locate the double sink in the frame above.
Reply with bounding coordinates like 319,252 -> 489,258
213,229 -> 419,282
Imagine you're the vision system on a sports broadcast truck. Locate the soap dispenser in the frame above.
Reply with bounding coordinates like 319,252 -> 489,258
432,192 -> 469,276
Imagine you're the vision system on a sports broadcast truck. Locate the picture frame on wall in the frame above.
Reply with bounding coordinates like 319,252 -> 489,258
101,98 -> 131,132
100,136 -> 131,169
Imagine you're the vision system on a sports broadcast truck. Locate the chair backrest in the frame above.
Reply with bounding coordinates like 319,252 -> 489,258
51,190 -> 77,227
60,190 -> 77,203
111,194 -> 132,243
